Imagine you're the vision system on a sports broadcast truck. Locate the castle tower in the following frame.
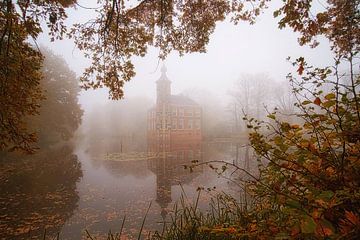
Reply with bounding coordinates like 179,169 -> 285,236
156,65 -> 171,104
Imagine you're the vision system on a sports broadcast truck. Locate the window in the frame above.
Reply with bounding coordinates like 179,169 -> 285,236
179,108 -> 184,116
188,150 -> 193,159
195,109 -> 201,117
172,118 -> 177,129
194,119 -> 200,129
188,119 -> 193,129
185,109 -> 193,117
178,151 -> 184,160
166,117 -> 171,129
179,118 -> 184,129
172,108 -> 177,116
195,150 -> 201,159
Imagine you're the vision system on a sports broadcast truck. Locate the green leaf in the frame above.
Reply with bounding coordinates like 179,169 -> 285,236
273,10 -> 281,18
322,100 -> 335,108
275,232 -> 289,239
274,136 -> 283,145
301,215 -> 316,234
324,93 -> 335,100
302,100 -> 312,105
286,199 -> 301,209
267,114 -> 276,120
317,191 -> 334,201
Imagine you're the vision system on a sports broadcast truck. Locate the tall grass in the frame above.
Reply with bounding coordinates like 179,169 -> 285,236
148,189 -> 253,240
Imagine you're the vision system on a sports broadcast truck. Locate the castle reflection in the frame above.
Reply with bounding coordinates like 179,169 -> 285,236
147,136 -> 202,219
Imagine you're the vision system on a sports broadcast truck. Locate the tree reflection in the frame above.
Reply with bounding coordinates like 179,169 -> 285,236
0,146 -> 82,239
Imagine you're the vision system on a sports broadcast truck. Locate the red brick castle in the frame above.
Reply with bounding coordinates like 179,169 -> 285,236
147,65 -> 202,153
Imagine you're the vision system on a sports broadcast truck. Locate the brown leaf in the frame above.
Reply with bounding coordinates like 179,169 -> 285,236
314,97 -> 321,105
297,64 -> 304,75
345,211 -> 360,226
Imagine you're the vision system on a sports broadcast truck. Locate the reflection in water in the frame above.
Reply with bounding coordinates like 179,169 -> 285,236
0,123 -> 248,238
0,140 -> 248,239
147,136 -> 203,220
0,146 -> 82,239
59,116 -> 244,239
147,66 -> 204,219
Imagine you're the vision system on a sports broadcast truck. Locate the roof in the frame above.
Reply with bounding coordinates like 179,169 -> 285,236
169,95 -> 199,106
156,64 -> 171,83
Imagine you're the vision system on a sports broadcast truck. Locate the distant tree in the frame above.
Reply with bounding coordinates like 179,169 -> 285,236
183,89 -> 230,139
270,80 -> 298,122
81,97 -> 152,153
229,73 -> 273,134
28,48 -> 83,149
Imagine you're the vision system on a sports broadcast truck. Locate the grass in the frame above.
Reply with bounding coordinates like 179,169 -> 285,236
149,190 -> 253,240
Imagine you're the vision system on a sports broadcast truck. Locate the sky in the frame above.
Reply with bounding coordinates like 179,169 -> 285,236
38,0 -> 334,111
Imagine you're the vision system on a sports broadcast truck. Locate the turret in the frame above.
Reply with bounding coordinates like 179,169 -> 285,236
156,65 -> 171,104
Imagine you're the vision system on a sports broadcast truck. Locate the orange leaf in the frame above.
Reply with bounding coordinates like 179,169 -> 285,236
312,209 -> 321,219
249,223 -> 257,232
345,211 -> 360,226
291,224 -> 300,236
297,64 -> 304,75
316,219 -> 334,237
314,97 -> 321,105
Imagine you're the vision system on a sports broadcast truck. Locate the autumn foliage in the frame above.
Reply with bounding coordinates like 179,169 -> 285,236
245,60 -> 360,238
0,0 -> 76,153
242,1 -> 360,237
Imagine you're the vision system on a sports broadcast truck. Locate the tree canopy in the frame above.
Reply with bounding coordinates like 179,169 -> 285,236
28,48 -> 83,149
0,0 -> 359,152
0,0 -> 77,152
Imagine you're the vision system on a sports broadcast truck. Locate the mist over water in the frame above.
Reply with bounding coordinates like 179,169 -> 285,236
0,0 -> 340,239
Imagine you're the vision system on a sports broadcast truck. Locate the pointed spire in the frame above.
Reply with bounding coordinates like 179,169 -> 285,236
157,63 -> 171,82
161,64 -> 167,75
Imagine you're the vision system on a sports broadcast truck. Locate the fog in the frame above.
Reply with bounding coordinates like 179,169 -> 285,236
35,1 -> 334,152
38,0 -> 333,110
3,0 -> 351,239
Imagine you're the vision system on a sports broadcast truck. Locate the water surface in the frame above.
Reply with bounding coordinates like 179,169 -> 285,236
1,141 -> 251,239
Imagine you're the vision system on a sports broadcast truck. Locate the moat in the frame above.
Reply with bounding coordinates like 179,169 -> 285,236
0,140 -> 252,239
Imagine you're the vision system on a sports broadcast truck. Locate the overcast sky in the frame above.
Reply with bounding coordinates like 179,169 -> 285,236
38,0 -> 333,111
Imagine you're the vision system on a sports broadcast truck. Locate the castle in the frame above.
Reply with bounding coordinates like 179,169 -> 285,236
147,65 -> 202,153
147,65 -> 203,217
